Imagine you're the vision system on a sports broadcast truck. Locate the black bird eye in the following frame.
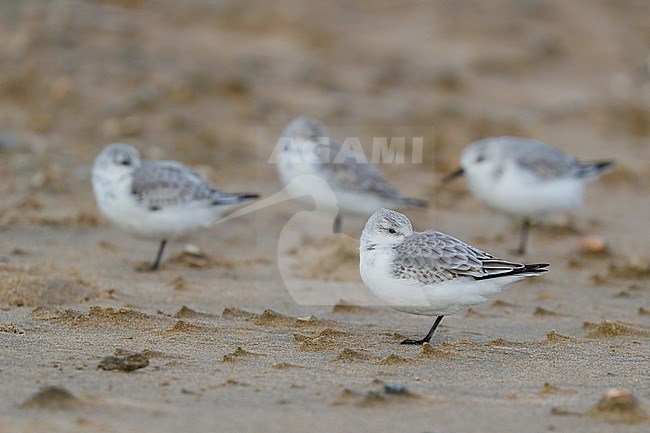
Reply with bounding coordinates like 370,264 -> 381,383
388,228 -> 397,234
120,158 -> 131,166
476,155 -> 485,163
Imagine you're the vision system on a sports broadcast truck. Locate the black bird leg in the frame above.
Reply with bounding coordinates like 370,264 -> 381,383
400,315 -> 445,345
333,213 -> 342,234
150,239 -> 167,271
511,218 -> 531,256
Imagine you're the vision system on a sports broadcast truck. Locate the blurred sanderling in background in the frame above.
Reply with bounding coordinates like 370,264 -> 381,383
277,116 -> 426,233
444,136 -> 613,254
92,143 -> 258,270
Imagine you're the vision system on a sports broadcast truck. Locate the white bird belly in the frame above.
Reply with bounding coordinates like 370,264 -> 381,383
360,249 -> 522,316
332,190 -> 389,216
93,177 -> 222,240
470,168 -> 585,218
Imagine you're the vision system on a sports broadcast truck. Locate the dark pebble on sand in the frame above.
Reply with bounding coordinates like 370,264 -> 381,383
97,353 -> 149,372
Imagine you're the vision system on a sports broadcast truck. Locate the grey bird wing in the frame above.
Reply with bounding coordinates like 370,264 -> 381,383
320,141 -> 426,207
393,230 -> 544,285
515,143 -> 613,181
131,161 -> 251,210
510,140 -> 579,180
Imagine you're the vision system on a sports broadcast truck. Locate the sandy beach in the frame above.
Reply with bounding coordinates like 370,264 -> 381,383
1,1 -> 649,432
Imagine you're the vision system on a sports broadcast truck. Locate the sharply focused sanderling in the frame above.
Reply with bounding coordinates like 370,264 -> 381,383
444,136 -> 613,254
92,143 -> 259,271
360,208 -> 548,345
277,116 -> 426,233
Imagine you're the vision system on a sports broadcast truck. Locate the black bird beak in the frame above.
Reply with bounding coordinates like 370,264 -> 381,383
441,167 -> 464,183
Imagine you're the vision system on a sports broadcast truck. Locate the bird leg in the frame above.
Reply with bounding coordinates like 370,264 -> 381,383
150,239 -> 167,271
511,218 -> 531,256
333,213 -> 342,234
400,315 -> 445,345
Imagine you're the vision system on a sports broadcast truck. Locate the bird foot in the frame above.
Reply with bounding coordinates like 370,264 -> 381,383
400,338 -> 429,345
133,261 -> 161,272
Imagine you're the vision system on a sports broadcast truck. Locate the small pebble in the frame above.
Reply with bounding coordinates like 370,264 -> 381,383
383,382 -> 408,395
580,236 -> 607,253
587,388 -> 648,424
596,388 -> 640,412
97,353 -> 149,372
183,244 -> 202,256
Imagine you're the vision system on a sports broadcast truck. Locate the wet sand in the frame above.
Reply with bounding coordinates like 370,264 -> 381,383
1,1 -> 649,432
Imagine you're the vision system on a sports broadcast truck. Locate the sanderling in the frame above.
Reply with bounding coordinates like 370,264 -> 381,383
360,208 -> 548,345
277,116 -> 426,233
444,136 -> 613,254
92,143 -> 259,270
